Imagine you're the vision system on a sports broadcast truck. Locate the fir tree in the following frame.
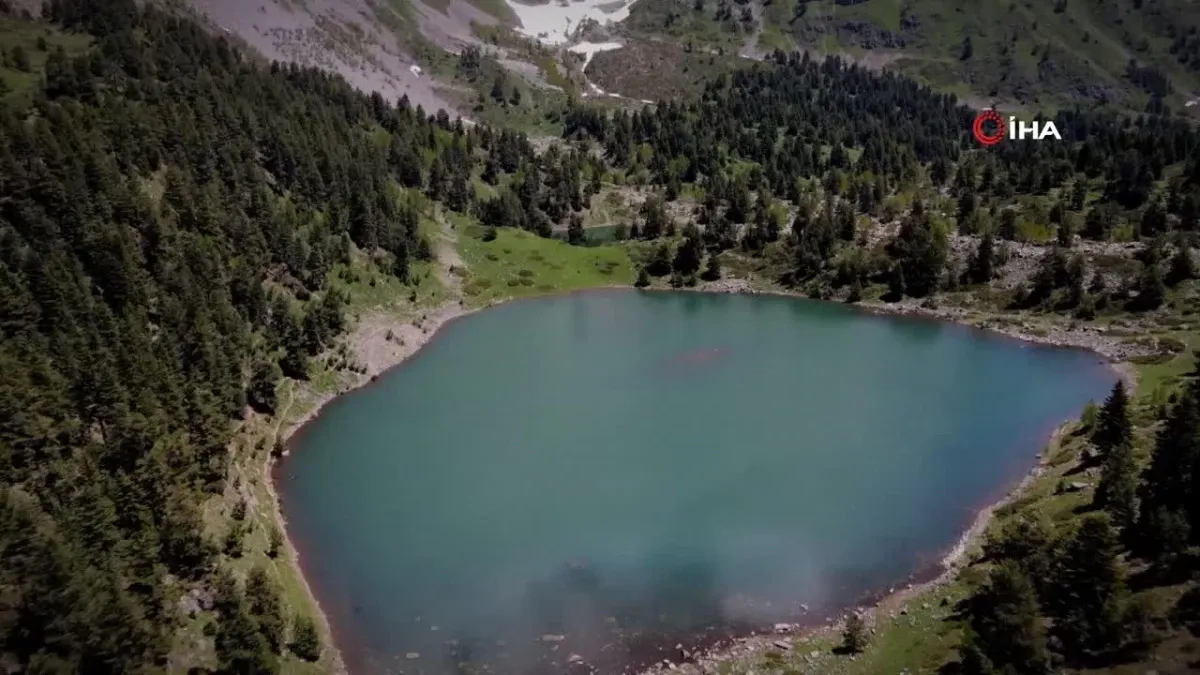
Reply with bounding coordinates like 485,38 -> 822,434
1094,441 -> 1139,533
967,233 -> 995,284
964,561 -> 1049,674
1047,515 -> 1128,663
840,612 -> 867,653
290,615 -> 322,662
1093,382 -> 1132,456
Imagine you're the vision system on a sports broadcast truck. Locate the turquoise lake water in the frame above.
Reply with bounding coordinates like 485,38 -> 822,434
277,290 -> 1115,674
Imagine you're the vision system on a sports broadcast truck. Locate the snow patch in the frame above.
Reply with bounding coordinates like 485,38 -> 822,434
503,0 -> 643,45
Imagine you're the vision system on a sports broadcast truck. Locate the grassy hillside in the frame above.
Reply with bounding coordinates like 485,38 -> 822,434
0,14 -> 90,100
624,0 -> 1200,113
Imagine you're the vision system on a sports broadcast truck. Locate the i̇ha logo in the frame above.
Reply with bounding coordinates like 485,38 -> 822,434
972,109 -> 1062,146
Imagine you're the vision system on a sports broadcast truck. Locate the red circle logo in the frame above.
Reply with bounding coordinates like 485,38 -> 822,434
972,110 -> 1005,146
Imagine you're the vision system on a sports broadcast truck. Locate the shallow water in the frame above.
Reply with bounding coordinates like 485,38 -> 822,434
278,290 -> 1114,674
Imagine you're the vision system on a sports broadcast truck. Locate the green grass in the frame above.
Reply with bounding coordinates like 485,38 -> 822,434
454,219 -> 635,308
0,16 -> 91,100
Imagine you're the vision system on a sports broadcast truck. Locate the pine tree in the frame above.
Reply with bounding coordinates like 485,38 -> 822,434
673,229 -> 703,276
248,360 -> 281,414
246,567 -> 286,653
1137,383 -> 1200,560
567,214 -> 585,245
291,615 -> 323,662
215,570 -> 279,674
967,233 -> 995,284
1093,382 -> 1131,456
1167,232 -> 1195,286
982,515 -> 1057,594
701,254 -> 722,281
964,561 -> 1049,674
646,243 -> 672,277
634,267 -> 651,288
887,264 -> 905,301
840,612 -> 867,653
1094,440 -> 1138,533
267,525 -> 284,559
1047,515 -> 1128,663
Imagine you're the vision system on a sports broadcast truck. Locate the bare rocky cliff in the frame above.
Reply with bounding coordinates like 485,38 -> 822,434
179,0 -> 499,115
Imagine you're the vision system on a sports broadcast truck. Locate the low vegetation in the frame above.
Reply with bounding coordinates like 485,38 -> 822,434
455,217 -> 634,307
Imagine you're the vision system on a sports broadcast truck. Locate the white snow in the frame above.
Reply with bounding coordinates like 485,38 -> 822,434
503,0 -> 643,45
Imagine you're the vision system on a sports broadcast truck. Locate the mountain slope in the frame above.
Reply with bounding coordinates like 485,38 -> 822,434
621,0 -> 1200,113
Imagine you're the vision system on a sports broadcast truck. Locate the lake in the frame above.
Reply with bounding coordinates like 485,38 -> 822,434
277,290 -> 1115,675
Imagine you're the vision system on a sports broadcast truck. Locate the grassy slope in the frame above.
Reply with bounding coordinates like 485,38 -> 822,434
623,0 -> 1200,113
0,16 -> 91,100
452,214 -> 635,307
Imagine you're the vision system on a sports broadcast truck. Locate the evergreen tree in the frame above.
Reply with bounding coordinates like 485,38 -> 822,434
840,612 -> 867,653
567,214 -> 585,245
1093,382 -> 1132,456
267,525 -> 284,559
700,254 -> 722,281
1131,261 -> 1166,311
1167,233 -> 1196,285
1094,440 -> 1139,533
248,360 -> 281,414
1137,381 -> 1200,561
673,226 -> 703,276
967,233 -> 996,284
246,567 -> 286,653
964,561 -> 1049,674
982,515 -> 1058,594
214,571 -> 279,674
290,615 -> 322,662
1047,515 -> 1128,663
646,243 -> 672,277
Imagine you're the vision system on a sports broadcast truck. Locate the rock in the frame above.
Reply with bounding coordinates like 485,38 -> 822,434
799,603 -> 809,612
772,640 -> 791,651
542,634 -> 565,642
921,602 -> 931,610
568,654 -> 583,664
809,650 -> 820,658
405,652 -> 420,660
773,623 -> 793,633
1066,481 -> 1090,492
